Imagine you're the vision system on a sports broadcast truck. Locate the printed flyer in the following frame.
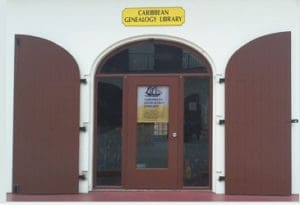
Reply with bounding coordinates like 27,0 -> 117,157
137,86 -> 169,123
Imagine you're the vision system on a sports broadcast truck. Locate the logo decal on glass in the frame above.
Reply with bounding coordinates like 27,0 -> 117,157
145,86 -> 162,97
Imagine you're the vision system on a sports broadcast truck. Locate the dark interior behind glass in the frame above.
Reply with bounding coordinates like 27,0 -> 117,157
99,42 -> 208,74
96,78 -> 122,186
184,77 -> 209,186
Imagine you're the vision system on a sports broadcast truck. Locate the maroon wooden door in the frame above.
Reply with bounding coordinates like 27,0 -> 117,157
13,35 -> 80,194
225,32 -> 291,195
123,76 -> 180,188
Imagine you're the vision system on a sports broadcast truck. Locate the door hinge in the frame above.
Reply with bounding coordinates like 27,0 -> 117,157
80,78 -> 87,84
16,38 -> 21,47
79,126 -> 87,132
219,78 -> 225,83
218,176 -> 226,182
13,184 -> 19,194
291,119 -> 299,123
79,174 -> 86,180
218,120 -> 225,125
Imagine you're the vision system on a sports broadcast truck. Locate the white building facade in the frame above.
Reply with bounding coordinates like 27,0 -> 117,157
0,0 -> 299,199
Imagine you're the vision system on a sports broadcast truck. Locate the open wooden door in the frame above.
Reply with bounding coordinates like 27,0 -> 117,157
13,35 -> 80,194
225,32 -> 291,195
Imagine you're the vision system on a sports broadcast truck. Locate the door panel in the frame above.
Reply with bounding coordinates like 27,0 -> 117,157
13,35 -> 80,194
124,76 -> 180,188
225,32 -> 291,195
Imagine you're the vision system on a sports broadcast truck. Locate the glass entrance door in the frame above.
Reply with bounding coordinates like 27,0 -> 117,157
123,76 -> 180,188
94,39 -> 212,189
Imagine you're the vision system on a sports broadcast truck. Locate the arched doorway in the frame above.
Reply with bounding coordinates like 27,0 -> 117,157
94,39 -> 212,189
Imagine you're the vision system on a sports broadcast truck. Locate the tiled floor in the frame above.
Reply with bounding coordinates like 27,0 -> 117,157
7,190 -> 299,202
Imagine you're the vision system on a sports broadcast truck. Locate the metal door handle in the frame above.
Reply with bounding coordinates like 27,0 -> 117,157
172,132 -> 177,138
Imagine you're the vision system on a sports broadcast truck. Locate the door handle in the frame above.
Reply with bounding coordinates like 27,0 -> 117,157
171,132 -> 177,138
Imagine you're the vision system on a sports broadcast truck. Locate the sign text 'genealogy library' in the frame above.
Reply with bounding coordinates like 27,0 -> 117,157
122,7 -> 185,26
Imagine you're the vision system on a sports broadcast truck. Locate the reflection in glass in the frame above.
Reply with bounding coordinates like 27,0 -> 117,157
184,77 -> 209,186
136,123 -> 168,168
99,42 -> 208,74
96,78 -> 122,186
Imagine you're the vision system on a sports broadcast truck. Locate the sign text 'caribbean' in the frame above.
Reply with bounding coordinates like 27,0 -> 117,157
122,7 -> 185,26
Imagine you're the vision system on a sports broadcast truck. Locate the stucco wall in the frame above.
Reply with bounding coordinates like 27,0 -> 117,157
0,0 -> 6,202
3,0 -> 300,195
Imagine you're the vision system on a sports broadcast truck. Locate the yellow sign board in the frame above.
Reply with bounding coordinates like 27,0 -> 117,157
122,7 -> 185,27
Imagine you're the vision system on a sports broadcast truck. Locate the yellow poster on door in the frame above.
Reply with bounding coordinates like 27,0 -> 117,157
137,86 -> 169,123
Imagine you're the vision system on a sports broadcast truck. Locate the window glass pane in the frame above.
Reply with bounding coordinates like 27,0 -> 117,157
136,86 -> 169,168
96,78 -> 122,186
184,77 -> 209,186
136,123 -> 168,168
99,42 -> 208,74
